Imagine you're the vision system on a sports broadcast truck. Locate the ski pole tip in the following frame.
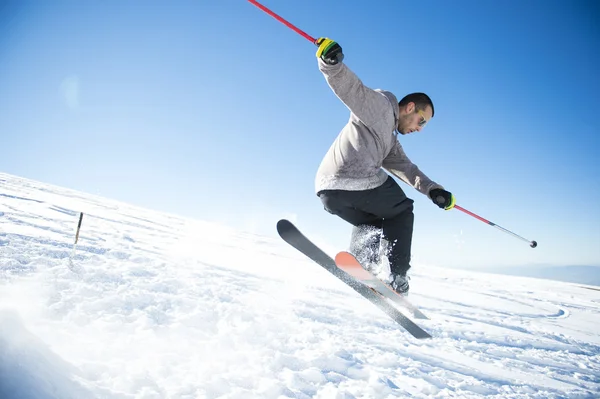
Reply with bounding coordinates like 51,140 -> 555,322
530,240 -> 538,248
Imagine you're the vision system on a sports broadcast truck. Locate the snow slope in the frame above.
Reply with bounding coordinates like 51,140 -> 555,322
1,172 -> 598,399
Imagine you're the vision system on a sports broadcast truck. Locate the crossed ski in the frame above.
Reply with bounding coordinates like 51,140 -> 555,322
277,219 -> 431,339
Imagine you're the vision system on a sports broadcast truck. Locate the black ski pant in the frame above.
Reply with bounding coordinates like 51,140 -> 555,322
318,176 -> 414,276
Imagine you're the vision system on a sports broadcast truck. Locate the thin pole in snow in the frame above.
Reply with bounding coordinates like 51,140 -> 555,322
68,212 -> 84,271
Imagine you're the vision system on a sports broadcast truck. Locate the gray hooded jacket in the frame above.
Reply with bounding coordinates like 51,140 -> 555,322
315,59 -> 443,197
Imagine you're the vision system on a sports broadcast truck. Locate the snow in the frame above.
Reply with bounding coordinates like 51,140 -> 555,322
1,172 -> 599,399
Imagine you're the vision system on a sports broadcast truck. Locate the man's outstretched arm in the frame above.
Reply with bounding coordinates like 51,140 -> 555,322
316,38 -> 395,132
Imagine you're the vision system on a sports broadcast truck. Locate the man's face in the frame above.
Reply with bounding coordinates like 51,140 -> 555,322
397,103 -> 432,135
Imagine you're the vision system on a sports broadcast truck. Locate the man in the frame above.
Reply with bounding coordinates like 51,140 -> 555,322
314,38 -> 455,295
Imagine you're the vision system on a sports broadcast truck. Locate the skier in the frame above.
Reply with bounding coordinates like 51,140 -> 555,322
314,38 -> 455,295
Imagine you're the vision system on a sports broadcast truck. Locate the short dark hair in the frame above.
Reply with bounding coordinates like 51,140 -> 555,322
398,93 -> 434,117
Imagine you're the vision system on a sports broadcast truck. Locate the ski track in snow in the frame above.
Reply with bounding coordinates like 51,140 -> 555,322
1,172 -> 599,399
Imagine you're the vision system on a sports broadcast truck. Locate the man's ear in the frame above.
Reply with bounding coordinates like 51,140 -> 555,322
399,102 -> 414,115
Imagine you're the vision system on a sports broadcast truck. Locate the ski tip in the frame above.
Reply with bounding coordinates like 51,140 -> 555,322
276,219 -> 292,231
335,251 -> 376,280
334,251 -> 357,265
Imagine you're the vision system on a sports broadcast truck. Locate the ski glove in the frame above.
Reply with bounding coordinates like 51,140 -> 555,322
316,37 -> 344,65
429,188 -> 456,210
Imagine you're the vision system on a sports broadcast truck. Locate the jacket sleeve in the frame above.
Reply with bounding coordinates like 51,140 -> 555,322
382,141 -> 444,197
318,59 -> 394,131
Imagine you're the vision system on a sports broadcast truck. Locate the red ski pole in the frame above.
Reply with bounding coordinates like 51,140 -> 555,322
454,205 -> 537,248
248,0 -> 317,44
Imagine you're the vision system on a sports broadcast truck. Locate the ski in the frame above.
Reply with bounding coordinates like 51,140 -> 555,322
276,219 -> 431,339
334,251 -> 429,320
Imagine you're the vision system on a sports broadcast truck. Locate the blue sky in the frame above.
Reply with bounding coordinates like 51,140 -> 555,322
1,0 -> 599,270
